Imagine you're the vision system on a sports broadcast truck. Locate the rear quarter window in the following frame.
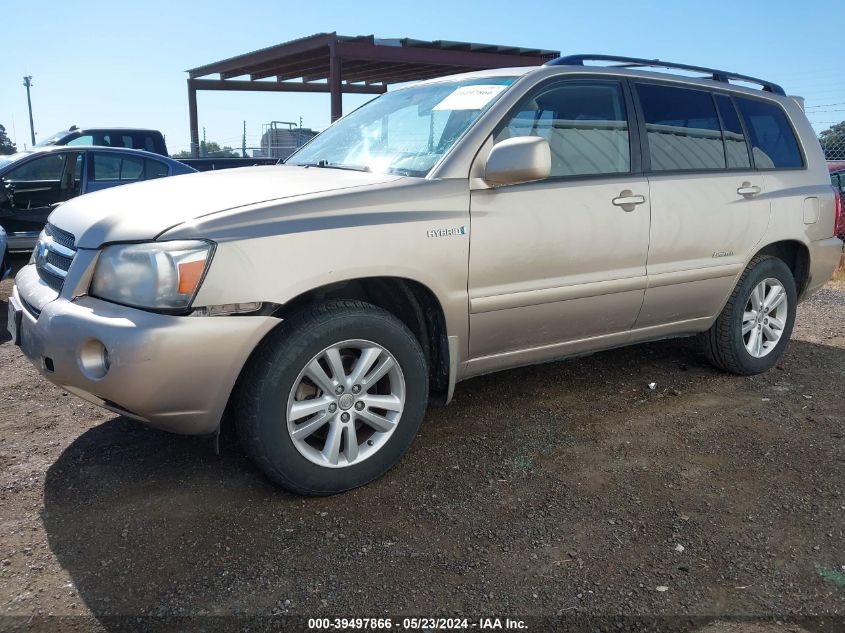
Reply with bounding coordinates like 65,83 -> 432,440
735,97 -> 803,169
145,159 -> 169,179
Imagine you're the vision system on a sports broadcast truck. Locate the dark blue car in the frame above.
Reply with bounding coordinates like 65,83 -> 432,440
0,225 -> 9,280
0,145 -> 195,251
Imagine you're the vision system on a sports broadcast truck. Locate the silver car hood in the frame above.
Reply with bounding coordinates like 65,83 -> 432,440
49,165 -> 402,248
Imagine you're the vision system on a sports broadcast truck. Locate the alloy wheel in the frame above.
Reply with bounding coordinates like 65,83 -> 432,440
742,278 -> 788,358
286,339 -> 405,468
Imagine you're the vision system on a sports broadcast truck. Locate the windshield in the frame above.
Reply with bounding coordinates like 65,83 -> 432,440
287,77 -> 515,177
34,130 -> 72,148
0,152 -> 33,171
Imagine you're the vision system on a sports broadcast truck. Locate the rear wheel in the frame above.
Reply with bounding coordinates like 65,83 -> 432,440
701,255 -> 797,375
236,300 -> 428,495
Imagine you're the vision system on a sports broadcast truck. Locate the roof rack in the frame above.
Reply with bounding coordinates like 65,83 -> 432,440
545,54 -> 786,96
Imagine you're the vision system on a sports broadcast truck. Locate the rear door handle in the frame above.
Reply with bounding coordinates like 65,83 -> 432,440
611,190 -> 646,211
737,182 -> 761,197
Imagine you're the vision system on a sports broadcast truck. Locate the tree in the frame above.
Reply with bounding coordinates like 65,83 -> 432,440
819,121 -> 845,161
171,141 -> 239,159
202,141 -> 239,158
0,124 -> 16,155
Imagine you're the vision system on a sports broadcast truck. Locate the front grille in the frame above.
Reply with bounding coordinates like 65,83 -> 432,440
38,267 -> 66,293
35,224 -> 78,293
45,223 -> 76,249
46,249 -> 73,271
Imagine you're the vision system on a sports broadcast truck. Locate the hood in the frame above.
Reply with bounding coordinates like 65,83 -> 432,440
49,165 -> 401,248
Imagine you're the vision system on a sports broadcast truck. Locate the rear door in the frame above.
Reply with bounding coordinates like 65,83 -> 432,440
633,83 -> 770,328
468,78 -> 651,362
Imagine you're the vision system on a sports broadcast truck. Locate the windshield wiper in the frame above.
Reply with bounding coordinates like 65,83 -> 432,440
291,160 -> 370,172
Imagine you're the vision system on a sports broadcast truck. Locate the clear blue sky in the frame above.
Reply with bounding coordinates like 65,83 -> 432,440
2,0 -> 842,155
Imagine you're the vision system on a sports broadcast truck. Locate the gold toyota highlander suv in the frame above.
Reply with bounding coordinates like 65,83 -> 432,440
8,55 -> 842,494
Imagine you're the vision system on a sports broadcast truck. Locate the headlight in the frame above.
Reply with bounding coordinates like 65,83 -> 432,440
90,240 -> 214,311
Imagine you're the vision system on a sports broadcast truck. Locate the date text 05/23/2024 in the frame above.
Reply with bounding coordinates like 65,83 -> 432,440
307,617 -> 527,630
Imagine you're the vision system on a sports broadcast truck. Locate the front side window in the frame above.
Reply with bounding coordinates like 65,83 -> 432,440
288,77 -> 515,177
4,153 -> 66,181
91,153 -> 145,181
495,80 -> 631,177
637,83 -> 725,171
735,97 -> 803,169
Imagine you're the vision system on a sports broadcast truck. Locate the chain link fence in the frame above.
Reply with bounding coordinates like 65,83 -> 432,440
820,126 -> 845,162
805,96 -> 845,161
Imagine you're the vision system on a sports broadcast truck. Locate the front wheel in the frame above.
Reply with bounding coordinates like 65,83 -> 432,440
700,255 -> 797,375
236,300 -> 428,495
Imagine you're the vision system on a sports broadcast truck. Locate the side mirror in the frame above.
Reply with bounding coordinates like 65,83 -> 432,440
482,136 -> 551,187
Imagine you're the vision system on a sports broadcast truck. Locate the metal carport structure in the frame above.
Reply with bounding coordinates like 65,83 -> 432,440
186,33 -> 559,157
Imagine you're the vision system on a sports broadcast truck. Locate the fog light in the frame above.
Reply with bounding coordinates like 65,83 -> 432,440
78,339 -> 110,380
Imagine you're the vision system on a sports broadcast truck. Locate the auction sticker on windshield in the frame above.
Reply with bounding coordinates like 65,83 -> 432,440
432,85 -> 508,111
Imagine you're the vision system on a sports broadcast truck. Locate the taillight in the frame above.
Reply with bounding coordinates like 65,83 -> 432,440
834,186 -> 843,238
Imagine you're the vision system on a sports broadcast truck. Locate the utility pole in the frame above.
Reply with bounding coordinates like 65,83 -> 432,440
201,126 -> 206,157
242,120 -> 247,158
23,76 -> 35,146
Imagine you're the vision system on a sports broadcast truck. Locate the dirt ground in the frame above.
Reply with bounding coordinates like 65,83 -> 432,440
0,254 -> 843,632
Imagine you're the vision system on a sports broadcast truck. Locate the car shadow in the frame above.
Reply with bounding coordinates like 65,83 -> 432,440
39,337 -> 845,625
0,295 -> 9,344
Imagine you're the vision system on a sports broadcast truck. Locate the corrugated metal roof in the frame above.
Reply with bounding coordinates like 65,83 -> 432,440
187,32 -> 559,85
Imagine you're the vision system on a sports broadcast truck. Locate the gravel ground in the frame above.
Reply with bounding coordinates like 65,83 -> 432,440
0,255 -> 843,632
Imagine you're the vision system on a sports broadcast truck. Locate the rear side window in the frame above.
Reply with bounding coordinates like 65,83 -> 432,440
91,153 -> 145,181
496,80 -> 631,177
714,95 -> 751,169
636,83 -> 725,171
735,97 -> 803,169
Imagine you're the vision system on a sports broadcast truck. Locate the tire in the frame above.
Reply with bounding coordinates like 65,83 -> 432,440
700,255 -> 797,375
236,300 -> 428,495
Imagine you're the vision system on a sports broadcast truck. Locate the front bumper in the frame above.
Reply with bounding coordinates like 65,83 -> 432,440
11,269 -> 278,435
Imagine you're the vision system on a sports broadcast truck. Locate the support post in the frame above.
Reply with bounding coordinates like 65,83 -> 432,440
329,42 -> 342,122
23,76 -> 35,146
188,80 -> 199,158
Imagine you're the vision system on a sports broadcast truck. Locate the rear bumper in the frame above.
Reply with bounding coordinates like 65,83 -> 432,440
805,236 -> 843,298
12,276 -> 278,435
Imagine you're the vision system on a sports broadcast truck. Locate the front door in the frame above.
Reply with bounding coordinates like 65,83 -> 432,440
0,151 -> 80,239
468,78 -> 651,362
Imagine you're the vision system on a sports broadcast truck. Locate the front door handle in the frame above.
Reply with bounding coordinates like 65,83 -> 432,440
737,182 -> 761,198
611,190 -> 646,211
